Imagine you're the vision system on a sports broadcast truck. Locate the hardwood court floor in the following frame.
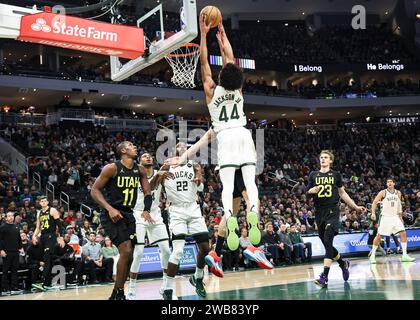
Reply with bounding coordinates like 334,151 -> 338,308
3,253 -> 420,300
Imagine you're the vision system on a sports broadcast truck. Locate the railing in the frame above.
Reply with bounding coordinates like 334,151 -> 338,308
45,112 -> 59,126
32,172 -> 41,191
59,108 -> 95,122
80,203 -> 93,218
60,191 -> 70,213
0,113 -> 47,126
46,182 -> 55,202
96,117 -> 156,131
26,156 -> 49,181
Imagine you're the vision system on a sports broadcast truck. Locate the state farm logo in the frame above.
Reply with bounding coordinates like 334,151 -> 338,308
29,16 -> 118,42
31,18 -> 51,33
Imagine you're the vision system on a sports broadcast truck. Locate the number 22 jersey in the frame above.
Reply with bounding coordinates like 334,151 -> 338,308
164,161 -> 202,205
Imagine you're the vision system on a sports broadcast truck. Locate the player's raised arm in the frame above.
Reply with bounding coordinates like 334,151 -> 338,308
165,129 -> 215,167
370,190 -> 385,221
199,14 -> 216,103
216,21 -> 234,64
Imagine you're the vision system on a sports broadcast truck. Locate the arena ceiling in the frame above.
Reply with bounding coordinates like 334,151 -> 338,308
4,0 -> 398,20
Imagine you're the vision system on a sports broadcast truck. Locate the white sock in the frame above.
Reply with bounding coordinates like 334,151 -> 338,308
165,276 -> 175,290
371,245 -> 378,257
129,278 -> 136,288
194,267 -> 204,279
402,242 -> 407,255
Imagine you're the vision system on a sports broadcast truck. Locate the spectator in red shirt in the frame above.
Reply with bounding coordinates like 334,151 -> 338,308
64,210 -> 75,224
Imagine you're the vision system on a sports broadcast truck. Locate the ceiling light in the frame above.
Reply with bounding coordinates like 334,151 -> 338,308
195,100 -> 199,103
178,107 -> 183,110
309,113 -> 313,116
101,93 -> 105,96
33,89 -> 37,92
87,101 -> 91,104
284,23 -> 289,26
347,112 -> 350,115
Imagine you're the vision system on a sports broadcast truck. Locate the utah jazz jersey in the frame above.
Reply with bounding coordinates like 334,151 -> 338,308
381,189 -> 402,217
307,170 -> 343,209
164,161 -> 200,205
134,169 -> 162,219
106,161 -> 140,212
208,85 -> 246,133
39,207 -> 56,234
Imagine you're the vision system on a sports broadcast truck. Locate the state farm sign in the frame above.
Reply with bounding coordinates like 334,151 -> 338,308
18,13 -> 144,59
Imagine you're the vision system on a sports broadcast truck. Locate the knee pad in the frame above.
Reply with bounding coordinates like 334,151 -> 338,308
169,239 -> 185,265
158,241 -> 171,269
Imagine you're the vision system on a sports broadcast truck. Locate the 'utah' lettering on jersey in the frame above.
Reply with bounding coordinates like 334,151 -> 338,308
164,161 -> 201,204
208,85 -> 246,133
134,170 -> 162,219
381,189 -> 402,217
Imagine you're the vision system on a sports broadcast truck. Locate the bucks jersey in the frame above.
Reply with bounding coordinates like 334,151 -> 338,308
39,207 -> 56,234
208,85 -> 246,133
307,170 -> 343,209
164,161 -> 201,205
381,189 -> 402,217
106,161 -> 140,212
134,170 -> 162,219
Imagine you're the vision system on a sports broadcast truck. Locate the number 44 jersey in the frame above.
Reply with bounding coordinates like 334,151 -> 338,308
164,161 -> 203,205
208,85 -> 246,133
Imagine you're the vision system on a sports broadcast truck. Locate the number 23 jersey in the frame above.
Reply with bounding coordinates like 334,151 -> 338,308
164,161 -> 201,205
307,170 -> 343,209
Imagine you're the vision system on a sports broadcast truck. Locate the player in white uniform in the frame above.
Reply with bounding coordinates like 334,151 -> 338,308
369,178 -> 415,264
199,17 -> 272,270
127,153 -> 173,300
161,143 -> 210,300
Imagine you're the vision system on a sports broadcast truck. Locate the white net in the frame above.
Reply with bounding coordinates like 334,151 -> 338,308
165,43 -> 200,88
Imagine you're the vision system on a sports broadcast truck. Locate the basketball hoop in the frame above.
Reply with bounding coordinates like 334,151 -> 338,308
165,43 -> 200,89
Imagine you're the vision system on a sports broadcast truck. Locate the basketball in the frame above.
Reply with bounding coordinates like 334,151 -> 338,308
200,6 -> 222,28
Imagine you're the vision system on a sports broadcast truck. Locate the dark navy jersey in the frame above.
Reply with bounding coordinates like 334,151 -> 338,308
307,170 -> 343,209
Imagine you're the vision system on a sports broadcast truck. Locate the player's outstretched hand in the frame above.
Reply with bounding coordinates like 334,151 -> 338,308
164,157 -> 184,168
199,14 -> 211,34
356,206 -> 367,213
157,170 -> 174,180
141,211 -> 155,224
108,207 -> 123,223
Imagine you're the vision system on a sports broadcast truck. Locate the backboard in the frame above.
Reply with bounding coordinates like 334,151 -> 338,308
110,0 -> 198,82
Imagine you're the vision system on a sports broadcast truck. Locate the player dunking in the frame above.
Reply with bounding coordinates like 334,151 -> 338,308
199,15 -> 270,269
165,129 -> 272,275
127,153 -> 173,300
307,150 -> 366,288
161,143 -> 210,300
91,141 -> 153,300
369,178 -> 415,264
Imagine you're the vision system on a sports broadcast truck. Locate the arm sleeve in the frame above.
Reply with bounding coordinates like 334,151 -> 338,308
197,182 -> 204,192
144,194 -> 152,212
